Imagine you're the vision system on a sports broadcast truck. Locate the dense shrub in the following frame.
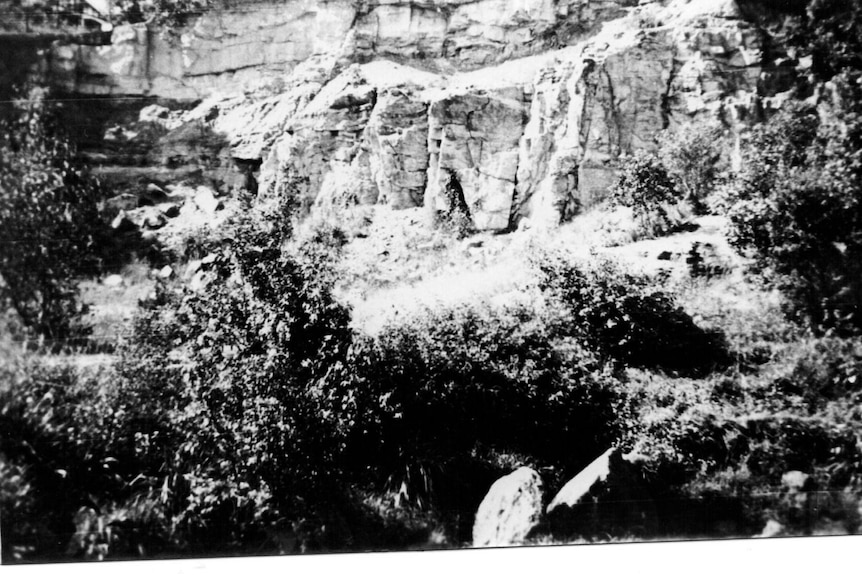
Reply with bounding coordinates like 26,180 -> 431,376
122,199 -> 355,551
609,151 -> 682,236
658,122 -> 728,214
724,104 -> 862,332
790,0 -> 862,82
623,333 -> 862,536
0,88 -> 111,343
536,255 -> 728,374
0,354 -> 157,561
345,298 -> 626,504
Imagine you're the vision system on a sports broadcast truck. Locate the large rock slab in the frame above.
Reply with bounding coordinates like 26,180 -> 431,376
43,0 -> 801,232
426,87 -> 527,231
472,467 -> 544,547
546,448 -> 656,539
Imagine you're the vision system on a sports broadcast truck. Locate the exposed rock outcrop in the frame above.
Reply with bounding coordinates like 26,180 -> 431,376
472,467 -> 544,547
546,448 -> 656,539
29,0 -> 805,231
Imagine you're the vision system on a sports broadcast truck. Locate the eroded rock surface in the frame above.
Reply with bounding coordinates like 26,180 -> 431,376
472,467 -> 544,547
546,448 -> 656,539
40,0 -> 803,231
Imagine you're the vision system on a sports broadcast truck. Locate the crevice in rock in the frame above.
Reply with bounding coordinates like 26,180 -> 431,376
661,46 -> 679,130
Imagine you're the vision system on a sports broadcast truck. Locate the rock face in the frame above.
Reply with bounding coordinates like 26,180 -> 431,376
546,448 -> 656,539
472,467 -> 544,547
32,0 -> 804,231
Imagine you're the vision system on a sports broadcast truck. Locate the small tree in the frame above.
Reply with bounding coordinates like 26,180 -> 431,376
125,196 -> 355,550
658,122 -> 727,214
0,88 -> 109,343
609,151 -> 682,236
725,102 -> 862,333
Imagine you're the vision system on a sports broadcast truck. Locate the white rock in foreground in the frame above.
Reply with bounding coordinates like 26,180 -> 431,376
472,467 -> 544,547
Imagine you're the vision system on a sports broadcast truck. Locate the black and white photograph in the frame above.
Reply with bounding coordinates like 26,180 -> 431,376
0,0 -> 860,566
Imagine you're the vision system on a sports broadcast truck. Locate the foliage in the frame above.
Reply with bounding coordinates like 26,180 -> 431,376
790,0 -> 862,82
623,332 -> 862,536
723,103 -> 862,333
658,121 -> 728,214
536,255 -> 728,374
124,198 -> 354,551
435,171 -> 474,238
0,88 -> 111,344
0,352 -> 166,561
345,298 -> 626,505
609,151 -> 682,236
146,0 -> 215,27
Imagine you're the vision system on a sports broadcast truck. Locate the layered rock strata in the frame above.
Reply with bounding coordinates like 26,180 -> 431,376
42,0 -> 802,230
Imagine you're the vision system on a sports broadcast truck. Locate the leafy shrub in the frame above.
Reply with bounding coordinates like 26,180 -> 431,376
343,296 -> 627,519
124,200 -> 354,551
609,151 -> 682,237
536,255 -> 728,374
724,104 -> 862,333
623,331 -> 862,536
0,88 -> 111,344
0,354 -> 158,561
434,171 -> 474,238
658,122 -> 728,214
790,0 -> 862,82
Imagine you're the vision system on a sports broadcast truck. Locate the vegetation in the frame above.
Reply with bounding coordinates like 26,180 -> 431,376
0,88 -> 111,345
3,0 -> 862,562
657,122 -> 728,215
608,150 -> 681,236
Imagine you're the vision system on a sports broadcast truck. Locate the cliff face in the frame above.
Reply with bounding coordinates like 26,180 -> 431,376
44,0 -> 802,231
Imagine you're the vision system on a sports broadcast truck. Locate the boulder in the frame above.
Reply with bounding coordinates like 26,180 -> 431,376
110,211 -> 137,233
193,187 -> 222,214
472,467 -> 544,547
546,448 -> 656,540
105,193 -> 139,212
103,274 -> 124,288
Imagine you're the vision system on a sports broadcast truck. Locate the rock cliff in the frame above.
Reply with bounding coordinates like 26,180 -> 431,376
39,0 -> 804,230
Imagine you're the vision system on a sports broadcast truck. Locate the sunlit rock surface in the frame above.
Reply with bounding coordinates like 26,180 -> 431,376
41,0 -> 800,231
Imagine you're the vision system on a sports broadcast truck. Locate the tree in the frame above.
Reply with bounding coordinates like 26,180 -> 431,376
725,103 -> 862,333
658,121 -> 727,214
0,88 -> 109,343
609,150 -> 682,235
125,196 -> 355,550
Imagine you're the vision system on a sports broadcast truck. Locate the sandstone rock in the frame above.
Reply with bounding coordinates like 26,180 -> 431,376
193,187 -> 221,214
103,274 -> 124,287
110,211 -> 137,232
365,87 -> 429,209
44,0 -> 800,232
546,448 -> 656,539
106,193 -> 139,212
759,519 -> 785,538
426,87 -> 526,231
472,467 -> 544,547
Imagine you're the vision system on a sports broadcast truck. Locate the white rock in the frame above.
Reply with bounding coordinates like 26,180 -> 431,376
472,467 -> 544,547
103,274 -> 124,287
193,187 -> 221,214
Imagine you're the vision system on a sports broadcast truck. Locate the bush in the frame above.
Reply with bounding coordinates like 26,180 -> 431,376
609,151 -> 682,236
0,88 -> 111,344
346,298 -> 626,501
536,255 -> 728,374
724,104 -> 862,333
622,332 -> 862,537
0,354 -> 154,561
124,199 -> 354,551
658,122 -> 728,214
790,0 -> 862,82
